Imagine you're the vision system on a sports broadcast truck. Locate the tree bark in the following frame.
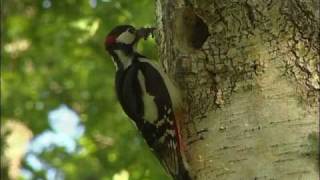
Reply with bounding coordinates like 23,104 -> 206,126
155,0 -> 319,179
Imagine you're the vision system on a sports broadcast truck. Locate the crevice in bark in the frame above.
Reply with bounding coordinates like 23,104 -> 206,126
273,0 -> 320,105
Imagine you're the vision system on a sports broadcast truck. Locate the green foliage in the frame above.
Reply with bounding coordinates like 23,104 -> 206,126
2,0 -> 169,179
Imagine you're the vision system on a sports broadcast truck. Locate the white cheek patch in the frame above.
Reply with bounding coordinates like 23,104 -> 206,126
116,31 -> 135,44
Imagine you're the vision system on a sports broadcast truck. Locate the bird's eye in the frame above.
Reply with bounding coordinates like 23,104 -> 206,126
128,28 -> 135,34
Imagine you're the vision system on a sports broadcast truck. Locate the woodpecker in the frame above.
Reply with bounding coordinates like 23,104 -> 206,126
104,25 -> 191,180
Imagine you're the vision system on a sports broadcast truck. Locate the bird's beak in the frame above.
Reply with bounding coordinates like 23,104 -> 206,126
136,27 -> 156,41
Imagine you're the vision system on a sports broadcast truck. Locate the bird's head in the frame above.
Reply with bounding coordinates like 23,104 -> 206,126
105,25 -> 155,55
105,25 -> 136,53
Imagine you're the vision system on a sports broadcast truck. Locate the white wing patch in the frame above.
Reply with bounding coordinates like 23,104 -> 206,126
116,30 -> 135,44
138,58 -> 182,111
137,70 -> 158,123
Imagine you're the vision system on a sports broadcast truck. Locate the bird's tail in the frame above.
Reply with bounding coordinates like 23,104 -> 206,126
175,157 -> 192,180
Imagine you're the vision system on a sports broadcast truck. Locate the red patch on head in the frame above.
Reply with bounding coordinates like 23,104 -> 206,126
105,36 -> 116,46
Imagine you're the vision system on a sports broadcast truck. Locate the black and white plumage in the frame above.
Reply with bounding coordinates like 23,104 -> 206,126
104,25 -> 191,180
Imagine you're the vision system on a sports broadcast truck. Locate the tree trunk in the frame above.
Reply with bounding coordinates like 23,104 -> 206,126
155,0 -> 319,179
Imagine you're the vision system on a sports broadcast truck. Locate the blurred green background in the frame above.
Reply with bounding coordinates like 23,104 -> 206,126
1,0 -> 169,179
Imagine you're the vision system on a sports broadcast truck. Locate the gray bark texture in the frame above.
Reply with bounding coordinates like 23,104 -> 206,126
155,0 -> 319,179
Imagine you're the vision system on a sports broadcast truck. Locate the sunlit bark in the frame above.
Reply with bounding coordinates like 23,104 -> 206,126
156,0 -> 319,179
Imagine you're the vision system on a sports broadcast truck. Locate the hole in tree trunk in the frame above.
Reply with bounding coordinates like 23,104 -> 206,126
174,7 -> 210,51
190,15 -> 209,49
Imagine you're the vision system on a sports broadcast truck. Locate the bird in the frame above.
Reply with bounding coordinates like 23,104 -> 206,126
104,25 -> 191,180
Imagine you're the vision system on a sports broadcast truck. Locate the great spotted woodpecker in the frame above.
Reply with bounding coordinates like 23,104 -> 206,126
104,25 -> 191,180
